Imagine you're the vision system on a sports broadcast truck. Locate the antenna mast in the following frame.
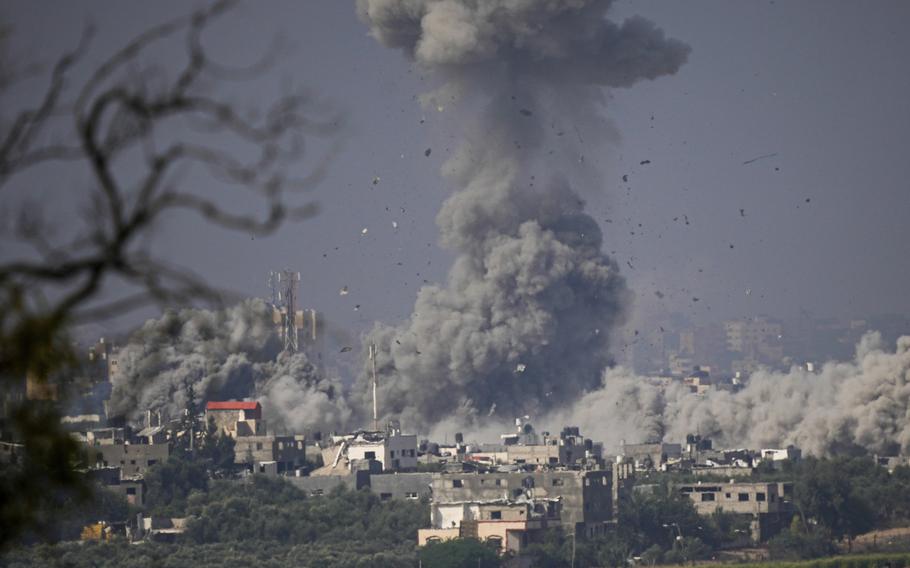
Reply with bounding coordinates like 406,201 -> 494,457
269,269 -> 300,353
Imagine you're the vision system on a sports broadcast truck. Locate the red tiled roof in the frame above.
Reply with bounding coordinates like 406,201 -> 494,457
205,401 -> 261,411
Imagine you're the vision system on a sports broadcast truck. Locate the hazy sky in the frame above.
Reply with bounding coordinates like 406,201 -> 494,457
4,0 -> 910,354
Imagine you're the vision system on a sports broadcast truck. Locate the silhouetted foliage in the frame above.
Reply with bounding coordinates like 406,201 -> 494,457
0,0 -> 337,548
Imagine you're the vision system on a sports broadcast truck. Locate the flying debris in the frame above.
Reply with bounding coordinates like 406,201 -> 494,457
745,288 -> 752,296
739,208 -> 746,217
339,286 -> 349,296
622,174 -> 629,182
372,176 -> 380,185
340,346 -> 353,353
742,152 -> 778,165
356,0 -> 689,430
639,159 -> 651,165
361,228 -> 369,235
354,304 -> 361,311
425,148 -> 432,157
392,221 -> 399,229
515,363 -> 527,373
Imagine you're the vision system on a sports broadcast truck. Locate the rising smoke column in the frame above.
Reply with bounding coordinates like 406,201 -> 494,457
108,299 -> 350,432
559,333 -> 910,457
356,0 -> 690,430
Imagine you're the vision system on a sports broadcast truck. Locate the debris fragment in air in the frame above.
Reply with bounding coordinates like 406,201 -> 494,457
519,108 -> 533,116
742,152 -> 778,165
339,346 -> 352,353
640,159 -> 651,165
515,363 -> 527,373
424,148 -> 432,157
361,228 -> 368,235
392,221 -> 399,229
622,174 -> 629,182
372,176 -> 380,185
339,286 -> 349,296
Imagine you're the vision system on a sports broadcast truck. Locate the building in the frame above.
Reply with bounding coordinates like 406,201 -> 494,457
676,481 -> 793,541
234,435 -> 306,474
428,468 -> 625,538
418,498 -> 558,555
205,401 -> 265,437
315,424 -> 417,474
87,443 -> 170,477
621,441 -> 682,471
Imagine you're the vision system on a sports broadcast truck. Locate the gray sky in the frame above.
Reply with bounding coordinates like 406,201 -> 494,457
3,0 -> 910,358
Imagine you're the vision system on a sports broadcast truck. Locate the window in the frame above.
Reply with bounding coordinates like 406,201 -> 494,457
486,536 -> 502,548
756,492 -> 766,502
126,487 -> 136,495
380,493 -> 392,501
701,493 -> 715,502
406,492 -> 419,500
256,443 -> 263,450
130,459 -> 136,465
490,511 -> 502,520
552,478 -> 564,487
725,493 -> 732,499
365,451 -> 376,459
549,457 -> 559,464
147,460 -> 157,466
452,479 -> 463,488
495,479 -> 502,487
738,493 -> 749,501
390,450 -> 395,458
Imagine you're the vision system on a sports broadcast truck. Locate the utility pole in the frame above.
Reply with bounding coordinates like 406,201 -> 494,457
370,343 -> 379,431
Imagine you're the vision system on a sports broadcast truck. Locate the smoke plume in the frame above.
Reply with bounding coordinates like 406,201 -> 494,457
558,333 -> 910,457
356,0 -> 689,430
108,299 -> 350,432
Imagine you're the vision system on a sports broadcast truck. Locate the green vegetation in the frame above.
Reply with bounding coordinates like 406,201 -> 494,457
6,453 -> 910,566
1,473 -> 427,568
417,539 -> 501,568
718,552 -> 910,568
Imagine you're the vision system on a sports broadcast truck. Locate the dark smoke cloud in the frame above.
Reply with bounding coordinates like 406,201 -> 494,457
108,299 -> 349,432
356,0 -> 689,431
557,333 -> 910,457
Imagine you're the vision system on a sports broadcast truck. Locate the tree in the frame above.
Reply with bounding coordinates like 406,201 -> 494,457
0,1 -> 337,546
794,457 -> 876,544
417,539 -> 501,568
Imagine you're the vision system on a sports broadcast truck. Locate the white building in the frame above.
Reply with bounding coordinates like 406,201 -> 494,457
316,423 -> 417,474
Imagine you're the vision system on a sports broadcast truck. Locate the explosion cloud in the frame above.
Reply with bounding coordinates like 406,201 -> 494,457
557,333 -> 910,457
356,0 -> 690,430
108,299 -> 350,432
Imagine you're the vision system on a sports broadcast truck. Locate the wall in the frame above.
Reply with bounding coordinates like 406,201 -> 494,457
90,444 -> 169,477
369,472 -> 432,501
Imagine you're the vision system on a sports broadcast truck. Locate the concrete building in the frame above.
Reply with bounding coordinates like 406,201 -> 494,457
315,425 -> 418,474
418,499 -> 558,555
88,443 -> 170,477
428,468 -> 626,537
621,441 -> 682,471
205,401 -> 265,437
234,434 -> 306,474
677,481 -> 792,541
